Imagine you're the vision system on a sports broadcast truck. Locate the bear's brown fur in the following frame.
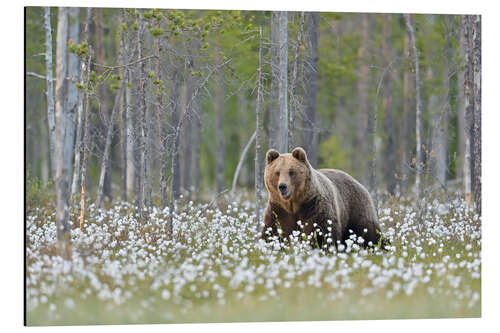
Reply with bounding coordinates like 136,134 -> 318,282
261,147 -> 385,249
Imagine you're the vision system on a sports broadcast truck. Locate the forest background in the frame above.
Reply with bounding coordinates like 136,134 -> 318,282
26,8 -> 481,223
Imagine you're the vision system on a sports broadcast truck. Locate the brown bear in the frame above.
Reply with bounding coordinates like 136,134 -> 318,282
261,147 -> 385,249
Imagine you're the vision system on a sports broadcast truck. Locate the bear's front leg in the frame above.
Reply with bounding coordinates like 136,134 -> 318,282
300,212 -> 342,250
260,204 -> 278,241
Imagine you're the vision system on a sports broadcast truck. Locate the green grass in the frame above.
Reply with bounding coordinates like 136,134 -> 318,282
25,190 -> 481,325
27,279 -> 480,325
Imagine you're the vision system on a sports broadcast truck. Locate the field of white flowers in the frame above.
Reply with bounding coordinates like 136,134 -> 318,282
26,192 -> 481,325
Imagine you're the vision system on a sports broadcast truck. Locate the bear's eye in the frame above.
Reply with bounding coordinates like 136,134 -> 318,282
289,170 -> 295,176
275,171 -> 280,177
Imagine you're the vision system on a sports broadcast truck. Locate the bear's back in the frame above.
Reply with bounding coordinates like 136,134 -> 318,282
317,168 -> 377,223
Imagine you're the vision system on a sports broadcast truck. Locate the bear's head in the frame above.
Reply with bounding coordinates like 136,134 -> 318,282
264,147 -> 312,205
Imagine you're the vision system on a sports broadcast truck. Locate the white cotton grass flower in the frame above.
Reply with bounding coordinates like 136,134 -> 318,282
25,192 -> 480,321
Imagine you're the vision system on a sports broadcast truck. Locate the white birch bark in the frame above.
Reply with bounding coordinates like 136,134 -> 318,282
64,7 -> 79,189
255,25 -> 264,230
71,7 -> 91,197
44,7 -> 56,178
404,14 -> 423,198
288,12 -> 304,151
231,131 -> 256,194
79,52 -> 92,230
472,15 -> 481,213
457,21 -> 467,182
462,15 -> 474,208
55,7 -> 71,255
215,50 -> 225,194
278,11 -> 288,153
268,12 -> 280,150
125,71 -> 135,196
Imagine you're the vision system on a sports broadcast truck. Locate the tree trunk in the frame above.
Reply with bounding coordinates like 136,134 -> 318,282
55,7 -> 71,257
95,8 -> 112,201
434,16 -> 453,187
356,13 -> 370,185
63,7 -> 80,190
215,52 -> 226,193
136,12 -> 149,214
462,15 -> 474,208
289,12 -> 304,151
120,9 -> 128,202
268,12 -> 280,150
120,83 -> 127,202
96,79 -> 126,208
472,15 -> 481,214
71,7 -> 91,198
125,71 -> 135,198
44,7 -> 56,179
400,24 -> 413,194
303,12 -> 319,167
79,44 -> 92,230
232,132 -> 256,193
382,14 -> 396,195
182,60 -> 194,198
277,11 -> 289,153
427,64 -> 440,183
404,14 -> 423,198
457,19 -> 467,183
169,69 -> 182,203
191,92 -> 202,201
255,25 -> 264,230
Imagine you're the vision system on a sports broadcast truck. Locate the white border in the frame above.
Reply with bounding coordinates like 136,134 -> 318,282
4,0 -> 500,332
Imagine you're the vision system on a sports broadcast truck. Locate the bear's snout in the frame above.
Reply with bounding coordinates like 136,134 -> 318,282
278,183 -> 291,199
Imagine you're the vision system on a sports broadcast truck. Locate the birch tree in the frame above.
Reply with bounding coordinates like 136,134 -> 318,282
167,68 -> 182,204
433,16 -> 453,187
255,25 -> 264,229
44,7 -> 56,178
191,58 -> 202,201
356,13 -> 370,184
289,12 -> 304,151
95,8 -> 112,200
137,12 -> 149,213
63,7 -> 80,189
54,7 -> 71,257
472,15 -> 481,213
268,12 -> 280,150
277,11 -> 288,153
462,15 -> 474,208
303,12 -> 319,167
382,14 -> 396,195
71,7 -> 91,198
404,14 -> 423,198
215,50 -> 226,193
457,18 -> 467,183
78,51 -> 92,230
96,78 -> 126,208
400,23 -> 413,193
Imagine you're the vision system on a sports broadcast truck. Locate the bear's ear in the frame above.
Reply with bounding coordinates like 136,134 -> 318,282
292,147 -> 308,164
266,149 -> 280,164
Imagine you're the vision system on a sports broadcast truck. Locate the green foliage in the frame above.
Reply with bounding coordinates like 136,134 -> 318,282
108,74 -> 122,91
26,168 -> 53,212
318,135 -> 352,172
143,10 -> 154,20
149,27 -> 164,37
